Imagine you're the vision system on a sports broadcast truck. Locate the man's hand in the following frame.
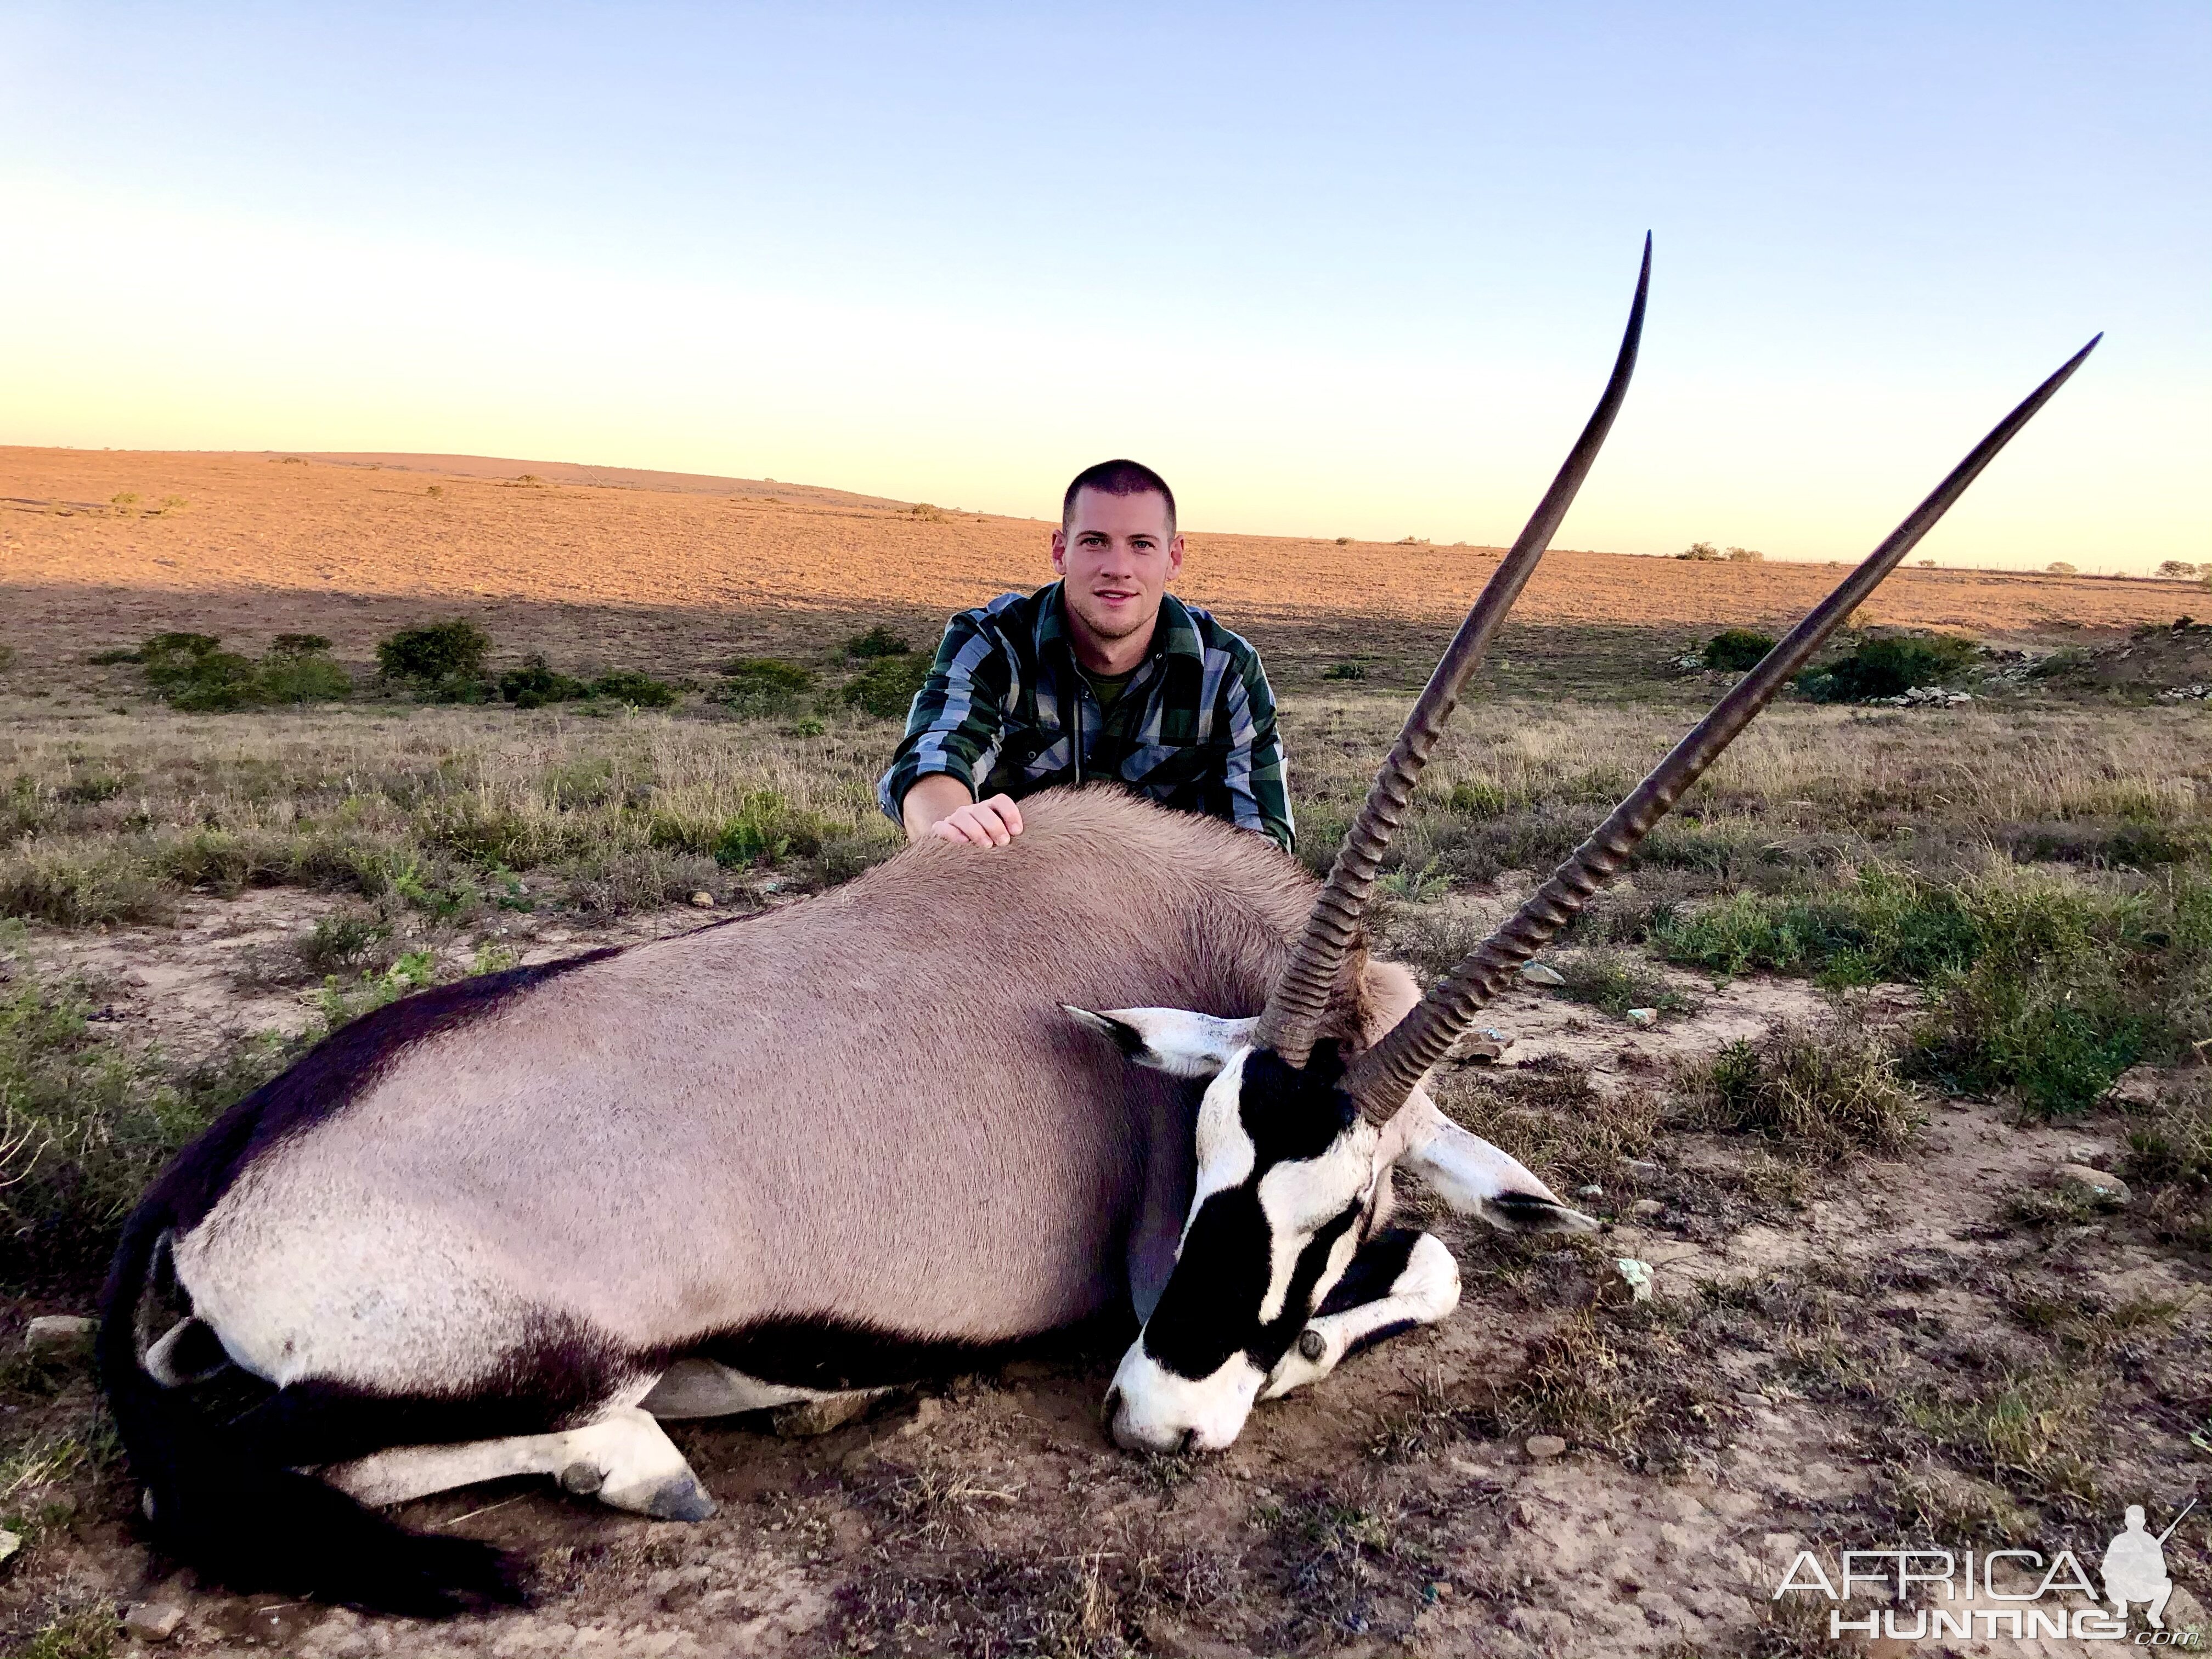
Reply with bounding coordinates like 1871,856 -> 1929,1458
932,793 -> 1024,847
901,775 -> 1026,847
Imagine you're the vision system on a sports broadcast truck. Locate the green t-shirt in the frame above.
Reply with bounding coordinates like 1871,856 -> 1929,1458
1077,665 -> 1135,713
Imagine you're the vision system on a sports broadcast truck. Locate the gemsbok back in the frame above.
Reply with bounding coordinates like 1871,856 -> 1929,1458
97,236 -> 2097,1613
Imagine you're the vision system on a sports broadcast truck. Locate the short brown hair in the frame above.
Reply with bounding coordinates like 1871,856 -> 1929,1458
1062,459 -> 1176,534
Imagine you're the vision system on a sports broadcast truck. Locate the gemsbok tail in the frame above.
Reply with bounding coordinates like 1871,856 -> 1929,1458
97,1193 -> 529,1617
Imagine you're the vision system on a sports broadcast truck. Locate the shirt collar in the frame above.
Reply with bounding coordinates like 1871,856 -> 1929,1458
1035,582 -> 1203,667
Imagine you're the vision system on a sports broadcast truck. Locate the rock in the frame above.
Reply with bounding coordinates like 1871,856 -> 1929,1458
1452,1027 -> 1513,1063
25,1315 -> 95,1356
1523,1434 -> 1567,1460
2106,1066 -> 2162,1108
772,1392 -> 878,1438
688,890 -> 715,909
2053,1164 -> 2131,1204
0,1530 -> 18,1566
896,1396 -> 945,1438
1612,1259 -> 1655,1302
1620,1158 -> 1661,1180
123,1602 -> 186,1642
1518,962 -> 1566,988
1624,1007 -> 1658,1028
1576,1184 -> 1604,1199
1628,1198 -> 1665,1220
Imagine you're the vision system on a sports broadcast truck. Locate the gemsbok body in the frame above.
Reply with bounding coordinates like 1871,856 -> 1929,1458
98,237 -> 2098,1613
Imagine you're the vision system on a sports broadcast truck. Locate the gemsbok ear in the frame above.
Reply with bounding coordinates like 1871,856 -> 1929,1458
1063,1007 -> 1257,1079
1400,1108 -> 1598,1234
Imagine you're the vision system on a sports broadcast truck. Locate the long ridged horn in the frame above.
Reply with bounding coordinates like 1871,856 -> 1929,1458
1252,234 -> 1654,1067
1340,334 -> 2102,1119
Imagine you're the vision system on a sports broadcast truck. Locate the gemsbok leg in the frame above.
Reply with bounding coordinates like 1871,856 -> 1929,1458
325,1404 -> 716,1519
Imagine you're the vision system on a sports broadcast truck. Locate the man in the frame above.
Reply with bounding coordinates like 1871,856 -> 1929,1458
878,459 -> 1293,851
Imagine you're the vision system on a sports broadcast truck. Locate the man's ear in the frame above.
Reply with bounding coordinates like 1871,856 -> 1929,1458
1064,1006 -> 1256,1079
1050,527 -> 1069,577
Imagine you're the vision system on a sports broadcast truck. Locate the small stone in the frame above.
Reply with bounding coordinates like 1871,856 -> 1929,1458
1620,1158 -> 1661,1180
1628,1198 -> 1665,1220
0,1530 -> 18,1566
2052,1164 -> 2130,1204
2105,1066 -> 2161,1109
772,1392 -> 877,1438
1524,1434 -> 1567,1460
1612,1259 -> 1656,1302
1624,1007 -> 1658,1028
25,1315 -> 95,1356
1577,1184 -> 1604,1199
123,1602 -> 186,1642
689,890 -> 715,909
896,1396 -> 945,1438
1518,962 -> 1566,988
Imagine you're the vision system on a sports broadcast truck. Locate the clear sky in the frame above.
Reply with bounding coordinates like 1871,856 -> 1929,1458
3,3 -> 2205,570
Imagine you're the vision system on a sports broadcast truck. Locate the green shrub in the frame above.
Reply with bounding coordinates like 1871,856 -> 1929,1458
1322,663 -> 1367,681
1444,778 -> 1511,819
1701,629 -> 1776,672
588,670 -> 680,709
1549,949 -> 1695,1018
843,653 -> 931,719
498,653 -> 585,708
254,651 -> 352,704
1684,1023 -> 1921,1159
1796,634 -> 1978,703
845,625 -> 912,659
714,658 -> 815,717
1677,541 -> 1722,561
376,619 -> 491,685
1652,864 -> 1978,986
129,631 -> 349,709
703,789 -> 828,867
0,845 -> 172,926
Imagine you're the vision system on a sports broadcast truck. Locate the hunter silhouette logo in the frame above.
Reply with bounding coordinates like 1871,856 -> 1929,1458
2105,1501 -> 2194,1631
1775,1500 -> 2203,1645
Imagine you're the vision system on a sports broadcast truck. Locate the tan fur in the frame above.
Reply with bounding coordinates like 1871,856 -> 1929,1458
178,787 -> 1407,1397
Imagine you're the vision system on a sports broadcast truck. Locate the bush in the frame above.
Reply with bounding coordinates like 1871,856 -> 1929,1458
1322,663 -> 1367,681
1684,1022 -> 1921,1159
587,670 -> 680,709
376,619 -> 491,685
132,631 -> 349,709
1724,546 -> 1764,562
2158,561 -> 2198,580
1677,541 -> 1722,561
1701,629 -> 1776,672
702,790 -> 828,867
714,658 -> 815,718
498,653 -> 586,708
1795,634 -> 1978,703
843,653 -> 931,719
2046,562 -> 2076,575
845,625 -> 912,659
255,651 -> 353,705
1653,864 -> 1978,986
1549,949 -> 1695,1017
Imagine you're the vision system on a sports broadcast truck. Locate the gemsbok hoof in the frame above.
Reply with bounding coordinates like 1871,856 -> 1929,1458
640,1476 -> 717,1522
558,1461 -> 604,1497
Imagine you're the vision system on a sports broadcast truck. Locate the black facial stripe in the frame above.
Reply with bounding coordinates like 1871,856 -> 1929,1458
1139,1187 -> 1270,1378
1314,1226 -> 1424,1319
1248,1201 -> 1361,1368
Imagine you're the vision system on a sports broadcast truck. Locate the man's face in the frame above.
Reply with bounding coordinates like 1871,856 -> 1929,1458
1052,488 -> 1184,646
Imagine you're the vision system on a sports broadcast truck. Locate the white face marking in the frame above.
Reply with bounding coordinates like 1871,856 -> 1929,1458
1108,1049 -> 1386,1454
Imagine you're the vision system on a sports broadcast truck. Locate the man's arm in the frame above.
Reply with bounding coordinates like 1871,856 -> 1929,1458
876,611 -> 1028,846
1221,647 -> 1295,852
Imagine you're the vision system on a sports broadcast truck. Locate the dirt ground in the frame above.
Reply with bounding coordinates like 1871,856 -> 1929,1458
3,449 -> 2196,665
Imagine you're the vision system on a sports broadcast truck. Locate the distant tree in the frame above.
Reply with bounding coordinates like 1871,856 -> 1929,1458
2046,561 -> 2078,576
2157,560 -> 2199,579
1677,541 -> 1722,561
1724,546 -> 1763,562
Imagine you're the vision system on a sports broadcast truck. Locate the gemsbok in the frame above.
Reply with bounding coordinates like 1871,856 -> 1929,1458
97,236 -> 2097,1613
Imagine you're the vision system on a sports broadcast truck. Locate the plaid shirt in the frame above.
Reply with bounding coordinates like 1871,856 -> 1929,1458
877,583 -> 1294,850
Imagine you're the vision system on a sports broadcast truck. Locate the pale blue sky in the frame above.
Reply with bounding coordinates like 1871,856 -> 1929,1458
3,3 -> 2205,569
